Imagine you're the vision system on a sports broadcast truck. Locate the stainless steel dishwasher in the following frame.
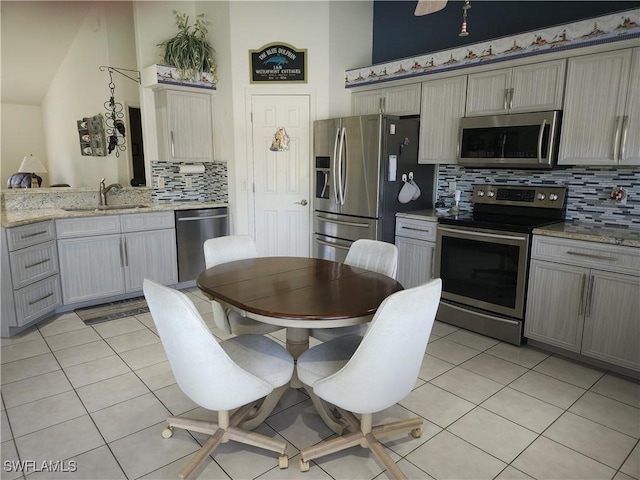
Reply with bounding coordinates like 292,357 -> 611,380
175,207 -> 229,282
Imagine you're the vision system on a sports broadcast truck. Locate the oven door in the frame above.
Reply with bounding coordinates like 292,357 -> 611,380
435,225 -> 530,319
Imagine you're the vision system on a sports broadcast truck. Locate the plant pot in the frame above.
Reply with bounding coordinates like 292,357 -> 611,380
141,64 -> 216,90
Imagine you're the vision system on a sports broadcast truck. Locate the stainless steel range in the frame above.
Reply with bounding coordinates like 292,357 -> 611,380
435,184 -> 567,345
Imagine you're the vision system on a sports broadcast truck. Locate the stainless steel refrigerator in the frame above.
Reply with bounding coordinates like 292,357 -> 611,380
313,114 -> 435,261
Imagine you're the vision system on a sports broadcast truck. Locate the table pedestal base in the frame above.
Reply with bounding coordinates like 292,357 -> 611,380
285,327 -> 310,361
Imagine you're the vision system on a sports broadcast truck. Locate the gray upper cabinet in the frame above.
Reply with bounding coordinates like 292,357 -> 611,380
418,75 -> 467,164
155,88 -> 215,162
621,48 -> 640,165
559,48 -> 638,166
351,83 -> 421,116
465,59 -> 566,116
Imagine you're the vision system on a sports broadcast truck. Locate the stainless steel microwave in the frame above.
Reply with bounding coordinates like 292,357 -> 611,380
458,110 -> 562,169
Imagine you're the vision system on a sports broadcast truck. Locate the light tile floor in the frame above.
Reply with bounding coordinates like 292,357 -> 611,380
1,287 -> 639,480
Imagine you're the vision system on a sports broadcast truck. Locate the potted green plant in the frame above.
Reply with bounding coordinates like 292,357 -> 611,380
158,10 -> 217,83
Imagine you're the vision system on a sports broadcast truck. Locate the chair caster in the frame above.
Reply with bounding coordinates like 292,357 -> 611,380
299,458 -> 310,472
411,427 -> 422,438
161,426 -> 174,439
278,455 -> 289,469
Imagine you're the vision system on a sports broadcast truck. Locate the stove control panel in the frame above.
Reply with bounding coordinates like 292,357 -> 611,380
472,185 -> 566,209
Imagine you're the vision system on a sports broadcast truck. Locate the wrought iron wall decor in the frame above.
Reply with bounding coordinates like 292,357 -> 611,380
99,66 -> 141,158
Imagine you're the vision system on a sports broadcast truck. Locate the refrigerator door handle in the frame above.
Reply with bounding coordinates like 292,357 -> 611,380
338,127 -> 346,205
332,127 -> 340,205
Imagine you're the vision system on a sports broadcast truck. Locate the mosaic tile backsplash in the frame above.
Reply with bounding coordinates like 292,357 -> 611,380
151,161 -> 228,202
436,165 -> 640,228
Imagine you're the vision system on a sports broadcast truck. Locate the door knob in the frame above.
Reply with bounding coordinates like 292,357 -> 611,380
295,199 -> 308,206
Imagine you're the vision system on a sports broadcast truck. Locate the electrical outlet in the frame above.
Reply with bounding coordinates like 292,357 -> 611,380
157,177 -> 165,188
448,181 -> 457,194
185,176 -> 193,189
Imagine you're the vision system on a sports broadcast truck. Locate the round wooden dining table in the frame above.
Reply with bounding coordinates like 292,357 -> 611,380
197,256 -> 403,432
197,256 -> 403,357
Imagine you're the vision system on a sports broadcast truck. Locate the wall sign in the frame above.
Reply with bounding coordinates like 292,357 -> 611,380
250,43 -> 307,83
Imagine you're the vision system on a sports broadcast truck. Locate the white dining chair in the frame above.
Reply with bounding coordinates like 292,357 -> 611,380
311,239 -> 398,342
203,235 -> 282,335
296,279 -> 442,479
143,279 -> 294,480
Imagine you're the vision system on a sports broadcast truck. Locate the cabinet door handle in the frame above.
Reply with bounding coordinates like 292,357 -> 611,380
578,273 -> 587,316
612,116 -> 623,161
170,131 -> 175,158
20,230 -> 48,239
26,259 -> 51,269
566,250 -> 617,261
620,115 -> 629,161
401,226 -> 432,234
508,88 -> 514,110
123,239 -> 129,267
585,275 -> 595,317
120,239 -> 125,267
503,89 -> 509,111
29,292 -> 54,306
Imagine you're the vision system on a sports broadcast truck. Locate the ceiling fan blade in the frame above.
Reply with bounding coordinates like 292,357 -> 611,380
414,0 -> 448,16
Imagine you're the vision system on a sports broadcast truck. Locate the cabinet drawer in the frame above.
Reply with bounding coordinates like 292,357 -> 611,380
532,235 -> 640,276
9,241 -> 59,289
14,275 -> 61,327
395,217 -> 437,241
121,211 -> 175,233
6,221 -> 55,251
56,215 -> 120,238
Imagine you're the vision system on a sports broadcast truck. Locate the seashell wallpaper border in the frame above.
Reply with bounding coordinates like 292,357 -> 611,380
345,9 -> 640,88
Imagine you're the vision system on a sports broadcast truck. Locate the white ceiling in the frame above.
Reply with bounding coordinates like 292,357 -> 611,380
1,1 -> 92,106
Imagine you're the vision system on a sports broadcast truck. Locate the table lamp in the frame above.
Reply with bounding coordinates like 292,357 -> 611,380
18,154 -> 47,188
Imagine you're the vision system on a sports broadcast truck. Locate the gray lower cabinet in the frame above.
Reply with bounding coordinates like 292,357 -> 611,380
122,229 -> 177,292
1,221 -> 62,336
525,235 -> 640,372
395,216 -> 437,289
56,212 -> 177,305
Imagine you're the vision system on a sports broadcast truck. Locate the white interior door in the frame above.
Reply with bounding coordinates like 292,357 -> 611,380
251,95 -> 311,257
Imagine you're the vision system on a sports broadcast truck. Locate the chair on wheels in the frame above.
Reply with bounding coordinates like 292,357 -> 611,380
297,279 -> 442,480
143,279 -> 294,480
311,239 -> 398,342
203,235 -> 282,335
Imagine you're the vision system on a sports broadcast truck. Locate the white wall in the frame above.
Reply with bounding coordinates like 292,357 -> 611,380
132,0 -> 372,234
0,104 -> 48,186
40,2 -> 137,188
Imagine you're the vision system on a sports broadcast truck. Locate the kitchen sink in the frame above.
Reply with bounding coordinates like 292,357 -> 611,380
63,205 -> 150,212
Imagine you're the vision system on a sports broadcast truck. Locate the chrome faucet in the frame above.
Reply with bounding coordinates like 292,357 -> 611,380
99,178 -> 123,206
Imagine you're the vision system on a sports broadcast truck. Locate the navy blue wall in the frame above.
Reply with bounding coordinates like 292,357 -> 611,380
373,1 -> 638,64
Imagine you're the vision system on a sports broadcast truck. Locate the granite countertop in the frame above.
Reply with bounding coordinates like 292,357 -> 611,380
396,209 -> 442,221
1,202 -> 229,228
533,222 -> 640,248
396,210 -> 639,248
